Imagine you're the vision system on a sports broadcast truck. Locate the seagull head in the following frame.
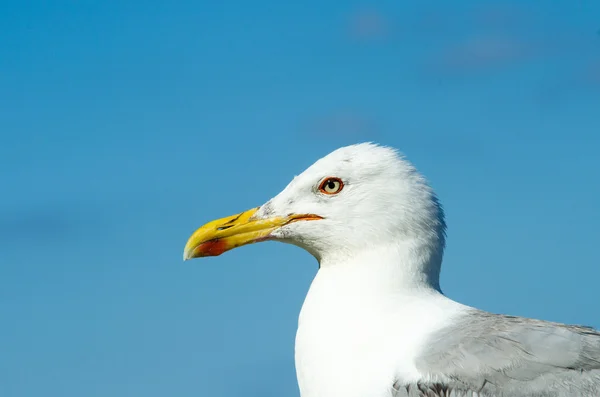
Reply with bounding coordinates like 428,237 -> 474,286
183,143 -> 446,270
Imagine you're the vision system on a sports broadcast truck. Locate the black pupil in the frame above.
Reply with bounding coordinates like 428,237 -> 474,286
327,180 -> 336,190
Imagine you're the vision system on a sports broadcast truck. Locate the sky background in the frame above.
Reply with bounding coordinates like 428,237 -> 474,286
1,1 -> 599,396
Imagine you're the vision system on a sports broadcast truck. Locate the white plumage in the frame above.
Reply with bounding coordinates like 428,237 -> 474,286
186,143 -> 600,397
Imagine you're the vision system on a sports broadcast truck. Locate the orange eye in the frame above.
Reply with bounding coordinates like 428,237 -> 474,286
319,177 -> 344,195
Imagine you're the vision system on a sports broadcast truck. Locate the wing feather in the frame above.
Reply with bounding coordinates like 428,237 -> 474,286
408,310 -> 600,396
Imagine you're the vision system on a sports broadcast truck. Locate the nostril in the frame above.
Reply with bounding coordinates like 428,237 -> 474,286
217,225 -> 233,231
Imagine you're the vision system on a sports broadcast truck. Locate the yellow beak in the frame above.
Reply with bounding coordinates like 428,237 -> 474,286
183,207 -> 322,260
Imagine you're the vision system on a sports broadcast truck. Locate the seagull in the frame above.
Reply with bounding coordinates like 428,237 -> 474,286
183,143 -> 600,397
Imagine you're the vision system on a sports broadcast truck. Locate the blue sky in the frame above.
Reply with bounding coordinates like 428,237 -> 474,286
1,1 -> 599,396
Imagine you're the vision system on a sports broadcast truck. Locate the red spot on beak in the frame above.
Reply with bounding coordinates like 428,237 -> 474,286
197,239 -> 228,257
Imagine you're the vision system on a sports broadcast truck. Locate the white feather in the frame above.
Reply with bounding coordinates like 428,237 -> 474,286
249,143 -> 600,397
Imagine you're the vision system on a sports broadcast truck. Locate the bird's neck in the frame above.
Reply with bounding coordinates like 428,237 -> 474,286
317,238 -> 444,294
297,239 -> 454,397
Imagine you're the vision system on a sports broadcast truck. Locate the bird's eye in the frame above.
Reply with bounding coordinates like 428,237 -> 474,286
318,177 -> 344,195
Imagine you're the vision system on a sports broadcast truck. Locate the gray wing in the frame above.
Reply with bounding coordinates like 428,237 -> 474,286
404,310 -> 600,397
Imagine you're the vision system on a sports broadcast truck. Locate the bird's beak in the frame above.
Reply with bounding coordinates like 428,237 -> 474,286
183,207 -> 322,260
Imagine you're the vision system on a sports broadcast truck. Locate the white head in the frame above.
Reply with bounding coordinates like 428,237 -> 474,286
184,143 -> 446,289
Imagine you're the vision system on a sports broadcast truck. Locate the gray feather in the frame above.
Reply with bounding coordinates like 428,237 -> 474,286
403,310 -> 600,396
